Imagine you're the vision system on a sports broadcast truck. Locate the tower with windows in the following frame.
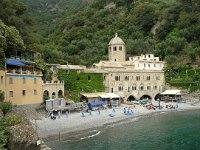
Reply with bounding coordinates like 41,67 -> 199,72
108,33 -> 126,62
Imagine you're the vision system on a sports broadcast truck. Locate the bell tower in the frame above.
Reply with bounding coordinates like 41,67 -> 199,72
108,33 -> 126,62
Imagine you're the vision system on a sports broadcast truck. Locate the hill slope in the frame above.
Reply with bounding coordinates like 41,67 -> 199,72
20,0 -> 200,68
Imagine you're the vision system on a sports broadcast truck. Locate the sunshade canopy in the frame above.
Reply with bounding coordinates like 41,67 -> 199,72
161,90 -> 181,95
6,59 -> 26,66
88,101 -> 104,106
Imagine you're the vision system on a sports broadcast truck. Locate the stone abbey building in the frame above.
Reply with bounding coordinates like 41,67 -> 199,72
91,33 -> 165,101
57,33 -> 166,101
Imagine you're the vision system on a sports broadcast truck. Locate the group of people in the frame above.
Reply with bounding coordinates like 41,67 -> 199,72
124,107 -> 134,115
166,104 -> 178,109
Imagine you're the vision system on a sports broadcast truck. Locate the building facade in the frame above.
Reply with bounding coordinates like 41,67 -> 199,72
0,60 -> 43,105
93,33 -> 165,101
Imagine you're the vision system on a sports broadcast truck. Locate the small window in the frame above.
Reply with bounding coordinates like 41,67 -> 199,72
125,76 -> 129,80
128,87 -> 130,92
111,88 -> 113,93
154,85 -> 157,90
9,91 -> 13,97
104,76 -> 106,80
149,54 -> 151,58
115,59 -> 117,61
0,76 -> 3,84
119,46 -> 122,51
154,64 -> 156,67
9,78 -> 13,84
148,64 -> 150,67
136,76 -> 140,81
34,78 -> 37,84
22,90 -> 26,96
88,76 -> 91,80
144,64 -> 146,67
34,89 -> 37,95
22,78 -> 26,84
132,86 -> 136,90
113,46 -> 117,51
118,86 -> 123,91
147,76 -> 151,80
140,85 -> 144,90
147,85 -> 151,90
115,76 -> 120,81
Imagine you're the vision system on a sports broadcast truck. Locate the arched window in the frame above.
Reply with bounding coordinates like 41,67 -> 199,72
118,85 -> 123,91
52,92 -> 56,99
147,84 -> 151,90
43,90 -> 49,100
140,84 -> 144,90
58,90 -> 63,98
132,84 -> 136,90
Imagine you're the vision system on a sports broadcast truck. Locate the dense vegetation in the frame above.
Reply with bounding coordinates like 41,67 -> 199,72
58,70 -> 104,101
24,0 -> 200,66
0,102 -> 23,149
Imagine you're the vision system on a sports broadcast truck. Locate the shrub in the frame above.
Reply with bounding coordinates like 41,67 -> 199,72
0,102 -> 12,117
0,119 -> 8,150
5,115 -> 23,127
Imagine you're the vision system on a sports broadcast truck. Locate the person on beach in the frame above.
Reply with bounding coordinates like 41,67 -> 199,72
51,112 -> 56,120
98,109 -> 101,114
88,110 -> 92,115
66,110 -> 68,118
81,111 -> 85,117
112,107 -> 116,113
58,111 -> 61,119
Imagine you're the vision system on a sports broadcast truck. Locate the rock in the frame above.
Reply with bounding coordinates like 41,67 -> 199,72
8,121 -> 40,150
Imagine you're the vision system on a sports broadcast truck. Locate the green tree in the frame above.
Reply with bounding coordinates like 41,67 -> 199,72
0,20 -> 25,69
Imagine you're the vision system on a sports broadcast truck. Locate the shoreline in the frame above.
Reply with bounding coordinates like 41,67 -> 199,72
35,102 -> 200,142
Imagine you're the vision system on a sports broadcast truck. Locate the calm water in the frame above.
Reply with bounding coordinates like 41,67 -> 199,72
46,110 -> 200,150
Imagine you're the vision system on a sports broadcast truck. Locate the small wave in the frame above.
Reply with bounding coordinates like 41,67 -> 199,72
80,131 -> 101,140
160,112 -> 167,114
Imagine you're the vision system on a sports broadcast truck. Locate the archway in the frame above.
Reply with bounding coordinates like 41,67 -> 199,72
43,90 -> 49,100
140,95 -> 152,100
52,92 -> 56,99
58,90 -> 63,98
154,93 -> 161,101
127,95 -> 137,101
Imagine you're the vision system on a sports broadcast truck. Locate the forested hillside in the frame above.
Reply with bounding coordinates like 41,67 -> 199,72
20,0 -> 200,67
1,0 -> 200,90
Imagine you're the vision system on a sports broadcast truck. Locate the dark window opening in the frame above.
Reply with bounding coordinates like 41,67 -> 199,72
22,90 -> 26,96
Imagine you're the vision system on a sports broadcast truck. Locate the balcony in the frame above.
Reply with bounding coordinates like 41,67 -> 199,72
6,69 -> 42,76
42,80 -> 64,85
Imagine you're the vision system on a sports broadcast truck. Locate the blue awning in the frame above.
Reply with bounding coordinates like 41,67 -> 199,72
88,101 -> 104,107
6,59 -> 26,66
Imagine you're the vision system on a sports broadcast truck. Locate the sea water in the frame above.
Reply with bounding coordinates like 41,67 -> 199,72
46,110 -> 200,150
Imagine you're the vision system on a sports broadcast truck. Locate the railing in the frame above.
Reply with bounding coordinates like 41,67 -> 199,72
6,69 -> 42,75
43,80 -> 64,85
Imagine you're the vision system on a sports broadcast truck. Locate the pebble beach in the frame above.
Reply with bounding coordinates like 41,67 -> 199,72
31,100 -> 200,140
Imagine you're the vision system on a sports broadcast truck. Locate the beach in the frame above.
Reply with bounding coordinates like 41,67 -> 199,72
30,100 -> 200,141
